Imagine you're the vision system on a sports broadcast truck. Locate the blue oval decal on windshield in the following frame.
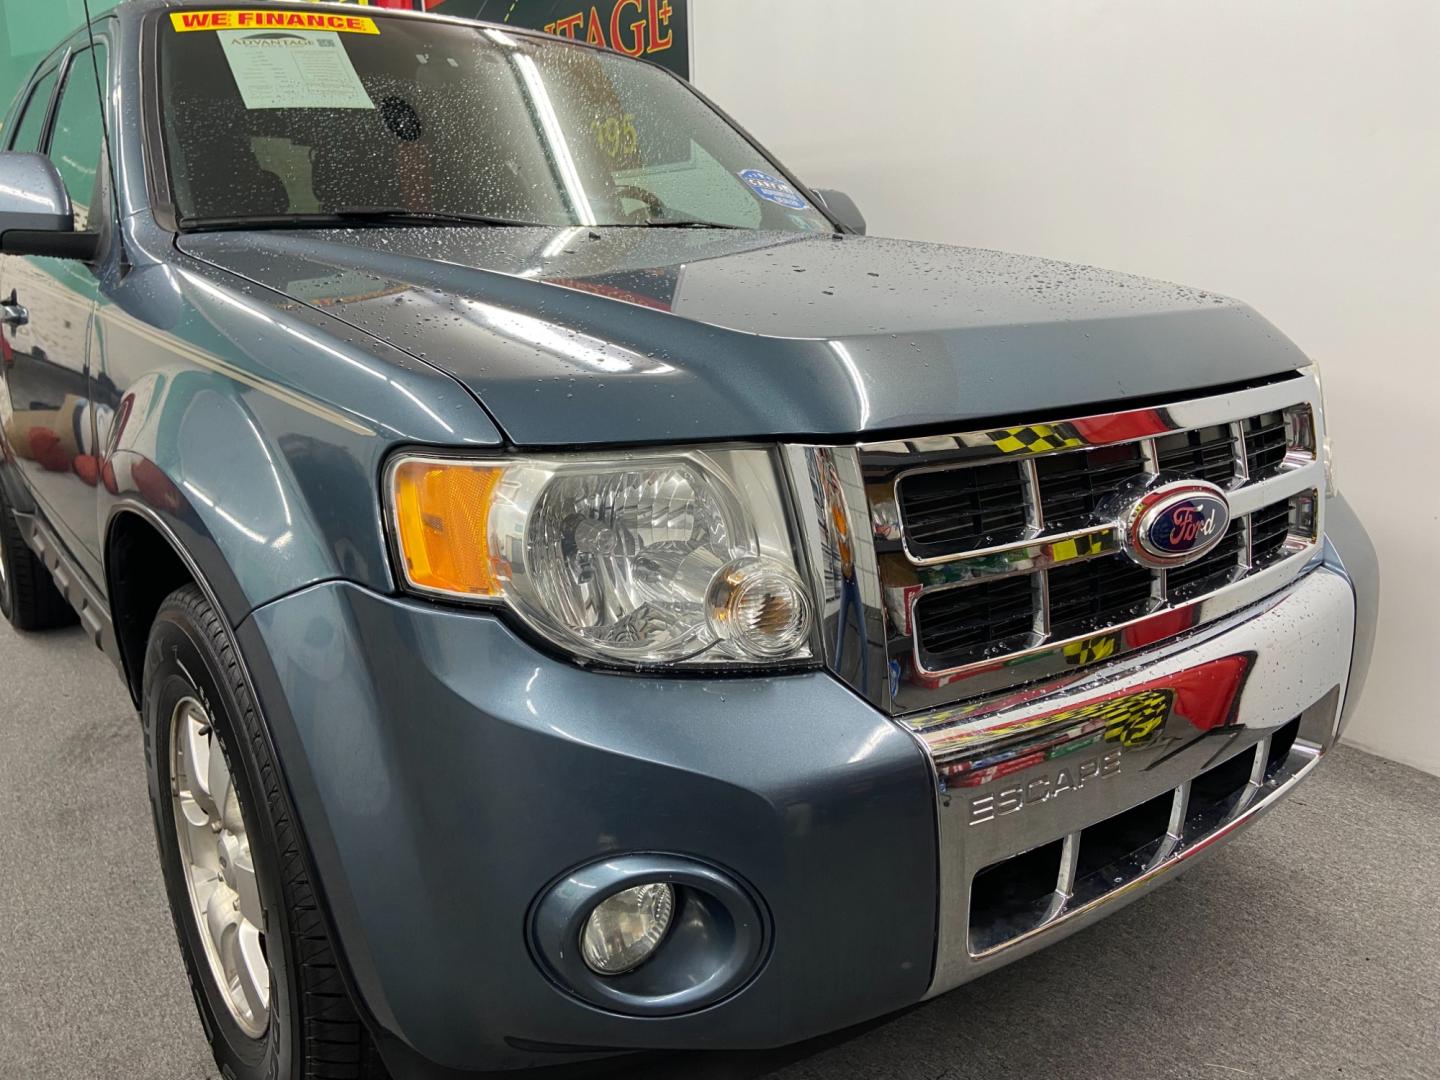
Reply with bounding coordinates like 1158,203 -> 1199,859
738,169 -> 809,210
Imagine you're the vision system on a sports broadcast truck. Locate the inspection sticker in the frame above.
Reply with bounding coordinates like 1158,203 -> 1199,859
170,10 -> 380,34
738,169 -> 809,210
220,30 -> 374,110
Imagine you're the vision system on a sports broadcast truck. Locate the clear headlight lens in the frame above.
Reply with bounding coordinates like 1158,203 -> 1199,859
387,448 -> 813,667
706,557 -> 811,660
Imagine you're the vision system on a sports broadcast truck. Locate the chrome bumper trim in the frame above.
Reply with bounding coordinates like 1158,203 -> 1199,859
923,564 -> 1356,997
903,555 -> 1324,755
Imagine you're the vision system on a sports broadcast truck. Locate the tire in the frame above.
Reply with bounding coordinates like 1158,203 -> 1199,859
0,486 -> 76,631
142,584 -> 387,1080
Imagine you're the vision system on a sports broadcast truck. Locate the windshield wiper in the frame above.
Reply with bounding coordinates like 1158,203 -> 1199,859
326,207 -> 540,228
624,219 -> 748,230
181,209 -> 750,233
180,208 -> 543,231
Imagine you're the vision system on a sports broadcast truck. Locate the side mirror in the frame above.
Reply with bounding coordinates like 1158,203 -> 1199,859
813,188 -> 866,236
0,152 -> 99,260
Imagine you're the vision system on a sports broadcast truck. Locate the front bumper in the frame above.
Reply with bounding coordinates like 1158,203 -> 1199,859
237,583 -> 939,1073
922,567 -> 1352,994
236,499 -> 1375,1075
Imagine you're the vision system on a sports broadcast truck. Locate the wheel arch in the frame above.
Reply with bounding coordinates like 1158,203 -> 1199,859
105,503 -> 237,709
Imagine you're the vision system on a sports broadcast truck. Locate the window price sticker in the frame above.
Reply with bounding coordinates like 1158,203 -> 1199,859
219,29 -> 374,110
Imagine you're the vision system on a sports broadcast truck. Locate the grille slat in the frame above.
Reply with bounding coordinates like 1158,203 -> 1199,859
1047,559 -> 1153,641
1245,412 -> 1289,479
1166,526 -> 1243,599
898,463 -> 1028,558
915,578 -> 1034,667
1035,444 -> 1147,530
1249,500 -> 1293,565
1154,424 -> 1236,486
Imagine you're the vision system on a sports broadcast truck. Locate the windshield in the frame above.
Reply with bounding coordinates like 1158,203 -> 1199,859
157,10 -> 835,232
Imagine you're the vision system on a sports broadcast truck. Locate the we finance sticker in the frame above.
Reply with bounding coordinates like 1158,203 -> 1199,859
171,10 -> 380,34
738,169 -> 809,210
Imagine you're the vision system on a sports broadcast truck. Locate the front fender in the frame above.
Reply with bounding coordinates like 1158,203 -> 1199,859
102,367 -> 343,625
93,255 -> 504,628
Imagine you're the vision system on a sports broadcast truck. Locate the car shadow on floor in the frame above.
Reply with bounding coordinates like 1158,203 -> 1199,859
516,1011 -> 910,1080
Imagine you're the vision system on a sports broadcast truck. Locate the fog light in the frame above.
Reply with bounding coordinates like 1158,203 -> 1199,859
580,883 -> 675,975
706,558 -> 811,660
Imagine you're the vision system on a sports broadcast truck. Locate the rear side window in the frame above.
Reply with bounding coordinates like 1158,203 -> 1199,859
7,68 -> 59,152
46,45 -> 109,230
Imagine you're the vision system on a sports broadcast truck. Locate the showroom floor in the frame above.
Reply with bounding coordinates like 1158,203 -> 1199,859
1,621 -> 1436,1080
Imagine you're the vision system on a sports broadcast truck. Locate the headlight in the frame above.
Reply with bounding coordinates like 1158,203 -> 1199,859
386,448 -> 813,667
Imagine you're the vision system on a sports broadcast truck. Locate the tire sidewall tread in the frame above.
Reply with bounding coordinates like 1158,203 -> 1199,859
142,583 -> 384,1080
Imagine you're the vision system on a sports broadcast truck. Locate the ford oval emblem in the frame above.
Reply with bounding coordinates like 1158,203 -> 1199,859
1124,482 -> 1232,568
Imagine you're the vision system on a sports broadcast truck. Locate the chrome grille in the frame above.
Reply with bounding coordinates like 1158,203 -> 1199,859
828,371 -> 1328,714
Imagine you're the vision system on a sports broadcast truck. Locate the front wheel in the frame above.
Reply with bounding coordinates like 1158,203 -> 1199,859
143,584 -> 387,1080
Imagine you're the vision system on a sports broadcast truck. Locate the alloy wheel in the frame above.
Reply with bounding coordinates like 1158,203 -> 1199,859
170,696 -> 271,1038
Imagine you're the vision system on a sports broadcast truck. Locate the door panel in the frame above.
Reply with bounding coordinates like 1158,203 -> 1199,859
0,45 -> 109,578
0,63 -> 60,486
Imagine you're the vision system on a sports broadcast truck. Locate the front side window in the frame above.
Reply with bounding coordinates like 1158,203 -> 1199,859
158,14 -> 832,232
47,45 -> 109,230
8,67 -> 59,152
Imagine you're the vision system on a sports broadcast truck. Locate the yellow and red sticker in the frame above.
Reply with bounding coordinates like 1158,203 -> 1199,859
169,10 -> 380,34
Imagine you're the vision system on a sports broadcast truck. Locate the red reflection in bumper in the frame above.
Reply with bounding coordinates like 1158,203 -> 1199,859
941,653 -> 1254,788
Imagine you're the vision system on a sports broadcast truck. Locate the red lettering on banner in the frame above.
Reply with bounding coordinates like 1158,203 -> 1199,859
535,2 -> 678,64
585,6 -> 607,47
610,0 -> 644,56
648,0 -> 673,52
552,13 -> 584,38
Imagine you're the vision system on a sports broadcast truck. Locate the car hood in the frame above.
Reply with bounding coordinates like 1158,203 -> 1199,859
177,226 -> 1309,446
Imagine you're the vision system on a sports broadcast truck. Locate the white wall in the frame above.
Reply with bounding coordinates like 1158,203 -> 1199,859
693,0 -> 1438,774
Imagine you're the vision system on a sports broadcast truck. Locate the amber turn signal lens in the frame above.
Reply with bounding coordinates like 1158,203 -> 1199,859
391,460 -> 505,597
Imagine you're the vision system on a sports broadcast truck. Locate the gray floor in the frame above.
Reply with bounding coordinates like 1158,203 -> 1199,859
1,621 -> 1436,1080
